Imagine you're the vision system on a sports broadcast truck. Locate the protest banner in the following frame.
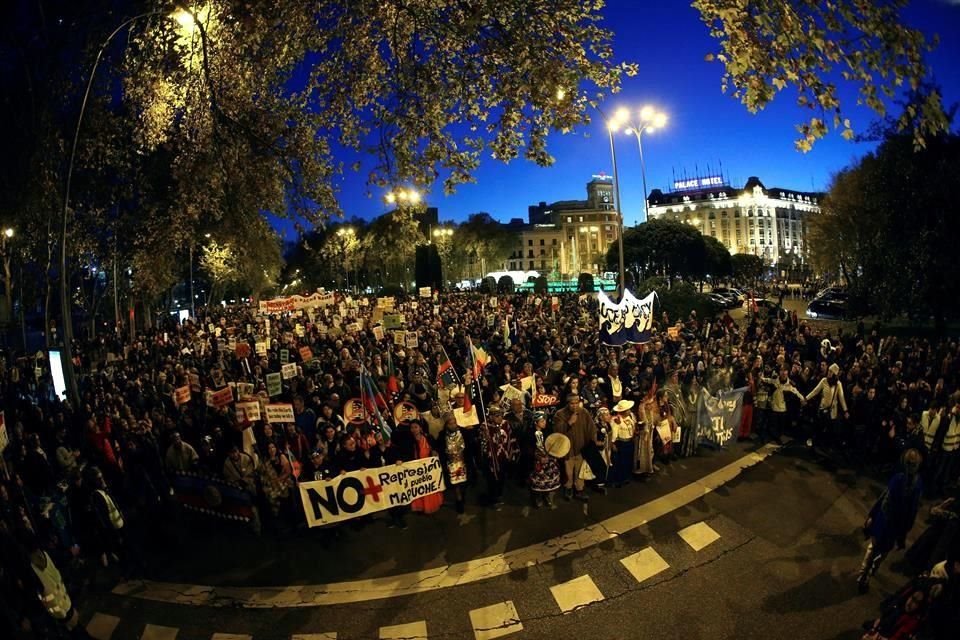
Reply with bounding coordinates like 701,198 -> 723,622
299,457 -> 445,527
697,387 -> 746,447
174,385 -> 191,406
236,401 -> 261,422
281,363 -> 298,380
419,286 -> 432,298
299,346 -> 313,362
257,291 -> 333,315
265,403 -> 295,424
266,372 -> 283,397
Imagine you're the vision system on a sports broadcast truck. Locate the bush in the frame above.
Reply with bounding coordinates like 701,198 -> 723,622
497,275 -> 515,294
378,284 -> 407,298
577,272 -> 595,293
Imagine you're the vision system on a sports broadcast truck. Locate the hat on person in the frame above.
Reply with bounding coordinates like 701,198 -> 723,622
532,411 -> 546,421
613,399 -> 635,413
828,363 -> 840,375
487,405 -> 503,415
545,433 -> 571,458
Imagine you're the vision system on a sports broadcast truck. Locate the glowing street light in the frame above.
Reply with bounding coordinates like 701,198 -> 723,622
385,188 -> 423,206
432,227 -> 453,238
3,228 -> 13,238
620,105 -> 669,225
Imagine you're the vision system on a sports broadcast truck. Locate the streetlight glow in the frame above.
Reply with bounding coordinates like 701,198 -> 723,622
653,112 -> 668,128
640,105 -> 655,120
172,9 -> 196,32
3,228 -> 12,238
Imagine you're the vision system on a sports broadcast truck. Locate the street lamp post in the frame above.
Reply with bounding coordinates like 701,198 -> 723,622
603,109 -> 628,296
59,7 -> 201,403
336,227 -> 355,292
622,106 -> 668,225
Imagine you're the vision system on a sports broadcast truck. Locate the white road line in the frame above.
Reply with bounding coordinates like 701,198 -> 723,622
678,521 -> 721,551
210,634 -> 252,640
379,620 -> 427,639
469,601 -> 523,640
550,574 -> 605,613
115,444 -> 779,608
141,624 -> 179,640
620,547 -> 670,584
86,613 -> 121,640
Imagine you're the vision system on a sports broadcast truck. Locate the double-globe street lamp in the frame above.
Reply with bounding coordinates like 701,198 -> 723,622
336,226 -> 355,292
59,7 -> 205,403
611,106 -> 668,226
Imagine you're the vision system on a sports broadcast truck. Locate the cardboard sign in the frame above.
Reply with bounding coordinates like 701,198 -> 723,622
453,406 -> 480,427
208,386 -> 234,408
280,349 -> 289,364
373,325 -> 385,341
265,403 -> 295,424
299,346 -> 313,362
419,287 -> 432,298
235,342 -> 251,359
383,314 -> 404,330
255,341 -> 268,356
281,363 -> 298,380
343,397 -> 366,424
532,394 -> 560,408
266,372 -> 283,397
393,331 -> 405,346
404,332 -> 419,349
174,385 -> 191,406
236,382 -> 255,398
236,401 -> 261,422
393,401 -> 419,424
377,296 -> 396,310
520,375 -> 535,392
346,322 -> 361,334
490,297 -> 498,308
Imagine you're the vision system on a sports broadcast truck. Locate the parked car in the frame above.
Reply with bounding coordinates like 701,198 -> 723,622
806,298 -> 847,320
708,293 -> 738,309
712,287 -> 746,302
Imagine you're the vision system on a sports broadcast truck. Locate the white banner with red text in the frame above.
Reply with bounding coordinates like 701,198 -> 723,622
299,457 -> 445,527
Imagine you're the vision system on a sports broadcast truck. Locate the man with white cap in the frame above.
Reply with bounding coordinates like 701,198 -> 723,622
805,362 -> 849,449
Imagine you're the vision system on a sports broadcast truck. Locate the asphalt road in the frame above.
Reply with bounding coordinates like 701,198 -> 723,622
68,438 -> 929,640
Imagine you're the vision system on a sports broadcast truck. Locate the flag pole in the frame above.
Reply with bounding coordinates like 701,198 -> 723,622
470,337 -> 499,480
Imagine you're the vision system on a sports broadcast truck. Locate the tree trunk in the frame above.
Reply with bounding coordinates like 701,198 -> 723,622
43,216 -> 53,348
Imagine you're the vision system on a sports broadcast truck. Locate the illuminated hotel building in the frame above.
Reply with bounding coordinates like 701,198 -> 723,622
646,175 -> 822,265
505,177 -> 620,276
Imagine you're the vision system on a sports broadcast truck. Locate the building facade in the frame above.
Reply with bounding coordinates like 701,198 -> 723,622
506,177 -> 620,276
646,176 -> 821,265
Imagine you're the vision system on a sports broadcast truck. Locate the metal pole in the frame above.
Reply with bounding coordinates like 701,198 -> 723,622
635,126 -> 650,225
59,11 -> 162,405
608,129 -> 625,296
113,239 -> 119,331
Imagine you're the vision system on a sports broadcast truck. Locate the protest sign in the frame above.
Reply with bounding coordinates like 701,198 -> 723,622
255,341 -> 267,356
174,385 -> 191,406
419,286 -> 432,298
532,394 -> 560,408
377,296 -> 396,310
346,322 -> 361,334
280,349 -> 289,364
281,363 -> 298,380
383,314 -> 404,329
372,325 -> 385,341
265,403 -> 295,424
208,386 -> 234,408
266,372 -> 283,397
393,331 -> 405,346
299,457 -> 445,527
235,382 -> 255,398
343,397 -> 366,424
257,291 -> 333,315
0,411 -> 8,453
453,406 -> 480,427
404,332 -> 419,349
236,401 -> 261,422
519,375 -> 534,392
299,346 -> 313,362
235,342 -> 251,359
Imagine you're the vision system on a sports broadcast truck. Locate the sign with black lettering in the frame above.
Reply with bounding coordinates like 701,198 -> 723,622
299,457 -> 446,527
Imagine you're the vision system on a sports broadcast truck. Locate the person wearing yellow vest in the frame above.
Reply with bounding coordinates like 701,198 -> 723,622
27,538 -> 78,631
89,468 -> 125,569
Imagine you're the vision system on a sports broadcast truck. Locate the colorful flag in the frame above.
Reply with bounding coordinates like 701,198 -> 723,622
468,338 -> 489,378
437,351 -> 456,388
385,350 -> 402,406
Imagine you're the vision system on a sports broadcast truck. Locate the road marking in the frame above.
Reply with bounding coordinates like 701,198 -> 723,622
550,574 -> 605,613
291,635 -> 337,640
379,620 -> 427,639
210,634 -> 252,640
115,444 -> 779,608
620,547 -> 670,584
86,613 -> 121,640
678,521 -> 721,551
141,624 -> 179,640
469,601 -> 523,640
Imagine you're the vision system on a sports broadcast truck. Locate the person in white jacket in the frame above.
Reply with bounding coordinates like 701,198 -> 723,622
761,368 -> 806,442
805,363 -> 849,449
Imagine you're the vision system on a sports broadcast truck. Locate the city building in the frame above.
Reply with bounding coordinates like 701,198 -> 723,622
505,177 -> 620,276
646,175 -> 821,265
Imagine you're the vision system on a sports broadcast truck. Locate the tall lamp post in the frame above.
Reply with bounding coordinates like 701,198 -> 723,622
602,109 -> 628,296
385,188 -> 423,292
59,7 -> 202,403
336,226 -> 355,292
622,106 -> 668,225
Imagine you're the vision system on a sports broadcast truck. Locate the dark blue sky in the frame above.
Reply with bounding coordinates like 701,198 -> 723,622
280,0 -> 960,237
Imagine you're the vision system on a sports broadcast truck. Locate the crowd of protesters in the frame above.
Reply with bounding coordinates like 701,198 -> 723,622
0,289 -> 958,638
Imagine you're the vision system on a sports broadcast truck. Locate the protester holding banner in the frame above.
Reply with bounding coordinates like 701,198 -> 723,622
408,422 -> 442,515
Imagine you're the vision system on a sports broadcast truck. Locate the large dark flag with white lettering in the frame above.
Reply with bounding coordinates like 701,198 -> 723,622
598,289 -> 657,346
696,387 -> 747,447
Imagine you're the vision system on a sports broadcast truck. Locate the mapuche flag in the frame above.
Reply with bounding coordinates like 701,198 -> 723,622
437,351 -> 456,388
